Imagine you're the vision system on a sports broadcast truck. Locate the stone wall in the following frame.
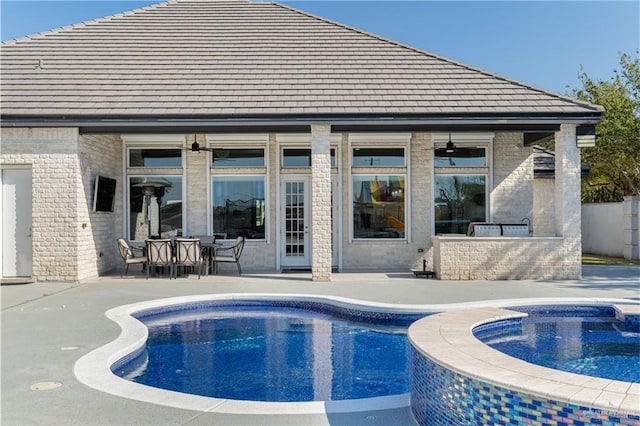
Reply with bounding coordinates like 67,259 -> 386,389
491,132 -> 533,224
1,128 -> 80,281
533,179 -> 556,236
77,134 -> 123,280
433,236 -> 565,280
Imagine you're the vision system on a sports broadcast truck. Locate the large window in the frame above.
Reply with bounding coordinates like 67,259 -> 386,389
352,175 -> 405,239
129,176 -> 183,240
212,176 -> 266,239
434,175 -> 486,234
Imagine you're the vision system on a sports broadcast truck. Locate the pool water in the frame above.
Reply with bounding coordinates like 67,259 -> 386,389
474,306 -> 640,383
113,304 -> 418,402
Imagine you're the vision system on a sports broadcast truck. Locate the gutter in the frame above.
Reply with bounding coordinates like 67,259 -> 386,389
0,113 -> 603,133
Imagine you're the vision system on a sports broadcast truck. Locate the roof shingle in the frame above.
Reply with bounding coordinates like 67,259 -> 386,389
1,0 -> 603,118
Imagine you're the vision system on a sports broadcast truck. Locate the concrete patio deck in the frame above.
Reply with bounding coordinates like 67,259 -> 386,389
2,265 -> 639,425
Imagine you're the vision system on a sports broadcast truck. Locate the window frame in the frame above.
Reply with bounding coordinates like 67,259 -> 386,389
348,133 -> 411,242
433,173 -> 489,235
211,147 -> 266,168
351,146 -> 406,168
121,135 -> 187,242
210,174 -> 267,241
431,132 -> 494,235
207,134 -> 270,242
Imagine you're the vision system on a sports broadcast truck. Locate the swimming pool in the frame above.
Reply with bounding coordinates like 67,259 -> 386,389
473,305 -> 640,383
409,304 -> 640,426
112,302 -> 422,402
74,294 -> 639,420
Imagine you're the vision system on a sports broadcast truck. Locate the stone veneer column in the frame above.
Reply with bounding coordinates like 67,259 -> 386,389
554,124 -> 581,278
311,124 -> 332,281
623,196 -> 640,260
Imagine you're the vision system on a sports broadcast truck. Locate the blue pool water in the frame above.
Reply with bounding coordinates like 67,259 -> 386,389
474,306 -> 640,383
112,302 -> 422,402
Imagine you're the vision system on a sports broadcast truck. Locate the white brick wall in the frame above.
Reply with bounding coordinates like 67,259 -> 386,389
1,128 -> 81,281
533,179 -> 556,236
186,134 -> 208,236
491,132 -> 534,224
434,236 -> 565,280
77,134 -> 123,280
555,124 -> 581,278
310,124 -> 332,280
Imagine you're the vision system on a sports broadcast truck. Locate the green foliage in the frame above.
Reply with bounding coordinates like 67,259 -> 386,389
572,52 -> 640,202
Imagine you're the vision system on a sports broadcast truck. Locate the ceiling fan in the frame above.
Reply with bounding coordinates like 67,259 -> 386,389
186,133 -> 214,153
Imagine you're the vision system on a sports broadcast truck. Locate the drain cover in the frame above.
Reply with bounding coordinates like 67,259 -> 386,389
30,382 -> 62,391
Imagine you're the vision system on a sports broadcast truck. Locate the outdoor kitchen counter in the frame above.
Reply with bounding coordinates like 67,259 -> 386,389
432,235 -> 566,280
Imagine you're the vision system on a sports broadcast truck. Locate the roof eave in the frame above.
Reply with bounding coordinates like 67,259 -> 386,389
0,112 -> 603,133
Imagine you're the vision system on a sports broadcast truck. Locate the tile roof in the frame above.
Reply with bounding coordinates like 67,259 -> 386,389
0,0 -> 603,119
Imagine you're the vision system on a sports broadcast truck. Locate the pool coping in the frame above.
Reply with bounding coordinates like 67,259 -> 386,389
408,306 -> 640,417
74,293 -> 638,415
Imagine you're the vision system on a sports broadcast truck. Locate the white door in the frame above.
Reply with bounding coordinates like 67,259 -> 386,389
1,167 -> 33,277
281,176 -> 310,268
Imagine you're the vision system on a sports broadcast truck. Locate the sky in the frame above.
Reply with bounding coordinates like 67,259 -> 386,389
1,0 -> 638,95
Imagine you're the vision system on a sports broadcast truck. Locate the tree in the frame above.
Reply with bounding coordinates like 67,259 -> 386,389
571,52 -> 640,202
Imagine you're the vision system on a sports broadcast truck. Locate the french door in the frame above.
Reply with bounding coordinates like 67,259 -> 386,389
280,177 -> 310,268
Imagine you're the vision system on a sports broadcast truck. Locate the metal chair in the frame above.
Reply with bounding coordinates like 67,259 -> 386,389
174,238 -> 203,278
117,238 -> 147,277
212,236 -> 245,275
145,239 -> 174,279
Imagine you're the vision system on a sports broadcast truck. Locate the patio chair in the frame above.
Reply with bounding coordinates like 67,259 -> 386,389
212,236 -> 245,275
146,239 -> 174,279
117,238 -> 147,277
174,238 -> 204,279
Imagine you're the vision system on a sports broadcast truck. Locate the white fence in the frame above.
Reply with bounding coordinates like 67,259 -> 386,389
582,197 -> 639,260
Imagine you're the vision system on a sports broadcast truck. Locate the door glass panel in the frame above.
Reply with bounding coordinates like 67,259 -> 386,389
284,181 -> 305,256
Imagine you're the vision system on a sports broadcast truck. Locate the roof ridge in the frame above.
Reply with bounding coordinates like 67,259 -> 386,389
1,0 -> 173,46
273,1 -> 603,113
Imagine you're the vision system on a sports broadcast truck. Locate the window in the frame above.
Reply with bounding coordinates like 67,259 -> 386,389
352,148 -> 404,167
212,148 -> 264,168
435,147 -> 486,167
434,175 -> 486,234
352,175 -> 405,239
212,176 -> 265,239
282,148 -> 336,167
128,149 -> 182,167
129,176 -> 183,240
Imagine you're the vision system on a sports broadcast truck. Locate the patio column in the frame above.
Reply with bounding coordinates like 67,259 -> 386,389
554,123 -> 581,278
311,124 -> 332,281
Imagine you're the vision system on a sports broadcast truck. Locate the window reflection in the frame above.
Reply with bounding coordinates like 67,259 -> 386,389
434,175 -> 486,234
352,175 -> 405,239
212,176 -> 266,239
129,149 -> 182,167
435,148 -> 486,167
212,149 -> 265,167
352,148 -> 404,167
129,176 -> 182,240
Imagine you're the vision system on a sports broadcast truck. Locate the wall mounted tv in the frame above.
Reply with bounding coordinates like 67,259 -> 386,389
93,176 -> 117,212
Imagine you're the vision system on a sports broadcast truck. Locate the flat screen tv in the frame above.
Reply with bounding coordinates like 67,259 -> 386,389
93,176 -> 117,212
